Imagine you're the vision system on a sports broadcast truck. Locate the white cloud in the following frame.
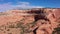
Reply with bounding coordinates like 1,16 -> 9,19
15,2 -> 44,8
14,5 -> 44,9
0,3 -> 15,12
0,2 -> 44,12
18,2 -> 30,5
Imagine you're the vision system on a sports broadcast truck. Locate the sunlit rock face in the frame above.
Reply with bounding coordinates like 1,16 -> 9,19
0,8 -> 60,34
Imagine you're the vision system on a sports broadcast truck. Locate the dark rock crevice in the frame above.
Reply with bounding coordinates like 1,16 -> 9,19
33,27 -> 38,34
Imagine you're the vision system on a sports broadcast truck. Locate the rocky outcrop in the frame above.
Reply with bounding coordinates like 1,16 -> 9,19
0,8 -> 60,34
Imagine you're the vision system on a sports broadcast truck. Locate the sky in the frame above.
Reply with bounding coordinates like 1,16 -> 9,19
0,0 -> 60,12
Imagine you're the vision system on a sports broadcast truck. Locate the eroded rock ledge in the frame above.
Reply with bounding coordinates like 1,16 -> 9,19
0,8 -> 60,34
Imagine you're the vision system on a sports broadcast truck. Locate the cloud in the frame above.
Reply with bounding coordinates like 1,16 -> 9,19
15,2 -> 44,8
14,5 -> 44,9
0,2 -> 44,12
0,2 -> 15,12
17,2 -> 30,5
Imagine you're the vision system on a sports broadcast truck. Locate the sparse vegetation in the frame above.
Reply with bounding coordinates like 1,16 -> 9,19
52,27 -> 60,34
8,24 -> 15,28
15,19 -> 37,34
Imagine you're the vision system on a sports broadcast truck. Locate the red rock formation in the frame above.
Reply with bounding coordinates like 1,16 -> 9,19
0,8 -> 60,34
